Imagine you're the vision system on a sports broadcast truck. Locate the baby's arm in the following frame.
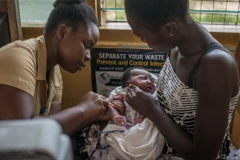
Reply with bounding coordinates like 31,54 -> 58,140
105,100 -> 127,126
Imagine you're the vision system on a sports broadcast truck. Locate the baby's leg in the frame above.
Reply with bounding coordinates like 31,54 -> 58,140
105,103 -> 119,119
105,104 -> 127,126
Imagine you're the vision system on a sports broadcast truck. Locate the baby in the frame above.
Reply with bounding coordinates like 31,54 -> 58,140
105,66 -> 157,127
96,67 -> 165,160
83,67 -> 164,160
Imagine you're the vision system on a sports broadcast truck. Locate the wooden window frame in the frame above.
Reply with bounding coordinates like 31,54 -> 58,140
0,0 -> 22,41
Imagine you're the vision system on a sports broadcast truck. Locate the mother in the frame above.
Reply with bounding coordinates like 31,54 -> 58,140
123,0 -> 240,159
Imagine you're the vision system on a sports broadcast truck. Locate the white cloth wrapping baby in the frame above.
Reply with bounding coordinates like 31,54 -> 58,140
99,118 -> 165,160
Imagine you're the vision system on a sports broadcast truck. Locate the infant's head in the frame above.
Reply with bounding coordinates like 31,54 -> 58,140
122,67 -> 156,94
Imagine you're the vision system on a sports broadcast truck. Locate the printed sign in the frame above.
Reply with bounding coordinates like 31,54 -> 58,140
91,48 -> 167,97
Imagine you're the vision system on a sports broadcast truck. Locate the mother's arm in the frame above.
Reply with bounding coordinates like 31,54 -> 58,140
128,52 -> 238,160
0,84 -> 108,135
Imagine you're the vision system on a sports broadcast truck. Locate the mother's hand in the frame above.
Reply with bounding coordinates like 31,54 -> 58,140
126,84 -> 159,116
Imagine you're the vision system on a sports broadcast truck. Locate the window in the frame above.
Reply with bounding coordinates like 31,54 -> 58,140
19,0 -> 54,23
100,0 -> 125,25
100,0 -> 240,25
189,0 -> 240,25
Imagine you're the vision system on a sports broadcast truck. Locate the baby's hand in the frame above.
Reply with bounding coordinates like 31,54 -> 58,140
113,115 -> 127,126
134,117 -> 145,124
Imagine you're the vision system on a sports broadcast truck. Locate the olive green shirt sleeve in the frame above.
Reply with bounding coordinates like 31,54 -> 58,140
0,46 -> 36,96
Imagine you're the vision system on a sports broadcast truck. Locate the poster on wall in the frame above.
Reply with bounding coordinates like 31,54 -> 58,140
90,48 -> 167,97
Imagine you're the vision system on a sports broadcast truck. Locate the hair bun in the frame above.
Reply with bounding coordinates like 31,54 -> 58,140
53,0 -> 86,8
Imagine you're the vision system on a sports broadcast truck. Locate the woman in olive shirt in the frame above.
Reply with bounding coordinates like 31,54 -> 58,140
0,0 -> 108,135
